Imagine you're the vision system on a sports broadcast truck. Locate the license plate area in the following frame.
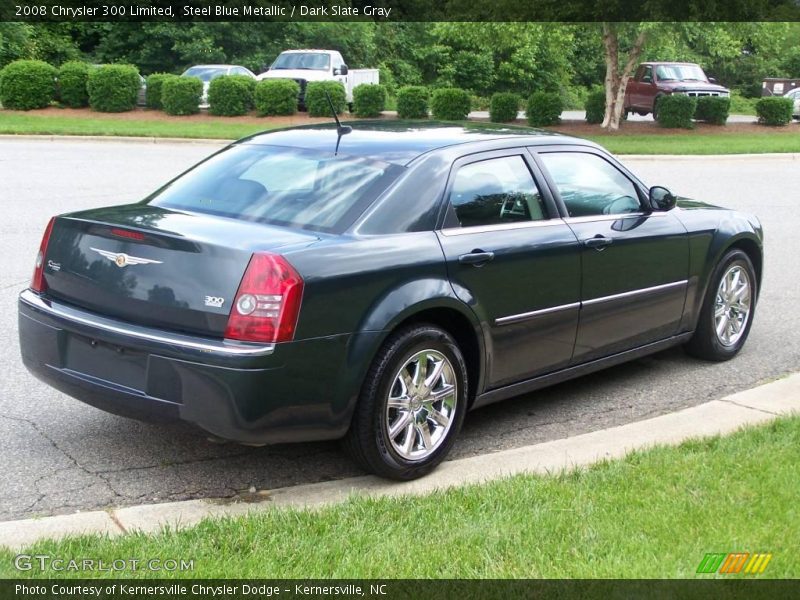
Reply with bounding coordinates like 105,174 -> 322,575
64,333 -> 147,393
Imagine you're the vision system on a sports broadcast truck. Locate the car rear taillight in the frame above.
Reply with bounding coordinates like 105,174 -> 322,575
31,217 -> 56,293
224,253 -> 304,344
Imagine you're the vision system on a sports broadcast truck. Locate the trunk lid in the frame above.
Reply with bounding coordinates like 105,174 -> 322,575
42,204 -> 319,337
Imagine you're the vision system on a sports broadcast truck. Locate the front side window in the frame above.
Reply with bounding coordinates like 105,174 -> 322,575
539,152 -> 641,217
146,144 -> 402,232
447,156 -> 546,228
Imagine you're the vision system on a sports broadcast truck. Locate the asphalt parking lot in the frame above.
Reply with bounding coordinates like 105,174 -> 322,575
1,138 -> 797,521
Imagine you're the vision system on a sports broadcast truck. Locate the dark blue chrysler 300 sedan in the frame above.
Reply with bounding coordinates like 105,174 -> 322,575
18,122 -> 763,479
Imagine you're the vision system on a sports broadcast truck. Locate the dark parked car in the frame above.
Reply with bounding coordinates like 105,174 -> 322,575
18,122 -> 763,480
625,62 -> 730,118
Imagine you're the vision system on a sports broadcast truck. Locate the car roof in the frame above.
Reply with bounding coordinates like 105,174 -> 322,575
240,121 -> 590,166
279,49 -> 334,54
185,65 -> 238,69
641,62 -> 702,66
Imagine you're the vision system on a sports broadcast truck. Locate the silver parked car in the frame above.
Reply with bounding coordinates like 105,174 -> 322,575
180,64 -> 257,109
785,88 -> 800,119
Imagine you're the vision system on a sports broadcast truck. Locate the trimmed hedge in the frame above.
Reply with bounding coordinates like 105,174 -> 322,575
57,61 -> 89,108
352,83 -> 386,118
755,97 -> 793,126
656,94 -> 696,129
208,75 -> 255,116
585,89 -> 606,124
87,65 -> 140,112
145,73 -> 174,110
255,79 -> 299,116
489,92 -> 520,123
305,81 -> 346,117
396,85 -> 429,119
694,96 -> 730,125
162,76 -> 203,116
430,87 -> 471,121
526,91 -> 562,127
0,60 -> 56,110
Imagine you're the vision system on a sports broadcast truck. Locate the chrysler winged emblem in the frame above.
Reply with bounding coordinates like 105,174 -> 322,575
90,247 -> 163,268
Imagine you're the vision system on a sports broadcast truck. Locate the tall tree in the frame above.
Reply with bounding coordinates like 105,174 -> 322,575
601,23 -> 648,131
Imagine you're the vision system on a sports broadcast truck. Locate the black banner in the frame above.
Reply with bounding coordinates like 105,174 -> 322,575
2,0 -> 800,22
3,579 -> 800,600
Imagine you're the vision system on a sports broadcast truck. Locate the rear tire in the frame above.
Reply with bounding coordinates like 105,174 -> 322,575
685,249 -> 757,361
343,324 -> 468,480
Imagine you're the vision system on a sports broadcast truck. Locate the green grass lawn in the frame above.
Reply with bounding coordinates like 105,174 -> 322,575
2,416 -> 797,579
581,132 -> 800,155
0,112 -> 269,140
1,110 -> 798,154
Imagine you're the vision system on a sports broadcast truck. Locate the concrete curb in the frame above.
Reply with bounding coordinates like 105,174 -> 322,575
1,372 -> 798,549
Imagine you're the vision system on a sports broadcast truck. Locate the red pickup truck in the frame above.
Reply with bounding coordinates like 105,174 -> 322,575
625,62 -> 730,118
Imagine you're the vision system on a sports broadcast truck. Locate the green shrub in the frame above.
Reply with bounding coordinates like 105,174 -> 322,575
305,81 -> 346,117
656,94 -> 696,129
254,79 -> 299,116
585,89 -> 606,124
0,60 -> 56,110
57,61 -> 89,108
694,96 -> 730,125
396,85 -> 429,119
755,97 -> 793,126
145,73 -> 174,110
352,84 -> 386,118
208,75 -> 255,116
430,87 -> 471,121
162,76 -> 202,116
87,65 -> 140,112
526,91 -> 563,127
489,92 -> 520,123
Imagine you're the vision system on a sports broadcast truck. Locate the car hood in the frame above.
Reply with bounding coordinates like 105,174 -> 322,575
257,69 -> 330,82
660,81 -> 730,93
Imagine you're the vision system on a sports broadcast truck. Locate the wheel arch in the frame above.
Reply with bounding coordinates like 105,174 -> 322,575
346,285 -> 487,419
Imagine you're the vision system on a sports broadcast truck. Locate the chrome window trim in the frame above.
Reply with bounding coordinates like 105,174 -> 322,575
495,280 -> 687,326
563,211 -> 670,225
19,289 -> 275,357
495,302 -> 580,326
582,280 -> 688,306
440,219 -> 566,237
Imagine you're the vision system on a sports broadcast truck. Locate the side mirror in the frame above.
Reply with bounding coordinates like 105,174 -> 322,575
649,186 -> 677,211
708,77 -> 717,83
335,65 -> 348,76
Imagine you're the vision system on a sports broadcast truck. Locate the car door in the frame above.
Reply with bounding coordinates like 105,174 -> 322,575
533,147 -> 689,363
436,150 -> 582,388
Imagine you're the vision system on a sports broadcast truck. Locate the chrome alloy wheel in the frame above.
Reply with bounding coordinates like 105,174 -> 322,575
385,349 -> 458,462
714,264 -> 752,347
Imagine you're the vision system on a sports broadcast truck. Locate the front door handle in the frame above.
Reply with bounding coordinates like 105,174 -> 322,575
458,250 -> 495,266
583,235 -> 613,250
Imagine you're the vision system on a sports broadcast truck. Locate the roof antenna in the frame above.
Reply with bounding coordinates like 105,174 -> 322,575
325,90 -> 351,156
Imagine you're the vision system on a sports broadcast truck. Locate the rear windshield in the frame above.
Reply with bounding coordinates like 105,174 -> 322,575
146,144 -> 403,232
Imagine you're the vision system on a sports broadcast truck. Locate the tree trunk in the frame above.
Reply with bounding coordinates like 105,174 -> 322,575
601,24 -> 648,132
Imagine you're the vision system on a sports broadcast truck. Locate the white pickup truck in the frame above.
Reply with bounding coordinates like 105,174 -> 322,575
256,49 -> 379,109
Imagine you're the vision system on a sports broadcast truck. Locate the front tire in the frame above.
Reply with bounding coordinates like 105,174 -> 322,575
343,324 -> 468,480
685,249 -> 757,361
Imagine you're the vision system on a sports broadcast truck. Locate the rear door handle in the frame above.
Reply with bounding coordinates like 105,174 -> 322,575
458,250 -> 495,266
583,235 -> 613,250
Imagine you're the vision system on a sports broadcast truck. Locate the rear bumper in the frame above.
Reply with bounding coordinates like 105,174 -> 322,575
18,290 -> 373,444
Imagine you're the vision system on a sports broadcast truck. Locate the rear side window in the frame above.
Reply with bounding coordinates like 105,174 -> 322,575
539,152 -> 641,217
447,156 -> 546,228
146,144 -> 403,233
